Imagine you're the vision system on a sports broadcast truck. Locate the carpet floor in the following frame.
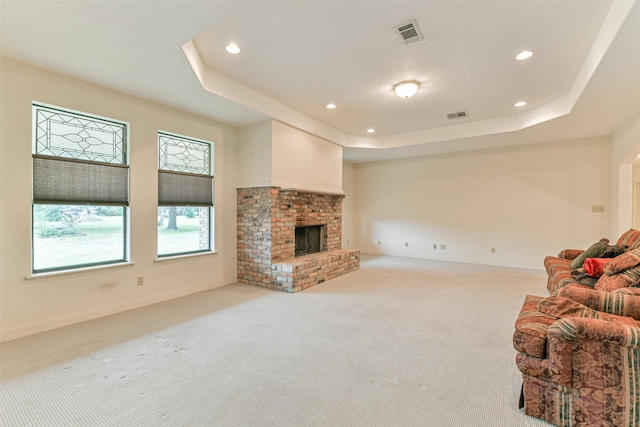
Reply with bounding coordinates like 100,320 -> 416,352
1,255 -> 552,426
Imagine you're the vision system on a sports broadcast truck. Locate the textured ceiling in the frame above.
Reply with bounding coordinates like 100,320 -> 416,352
1,1 -> 639,163
194,1 -> 609,135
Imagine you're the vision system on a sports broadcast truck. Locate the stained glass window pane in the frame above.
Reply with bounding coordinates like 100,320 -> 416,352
158,132 -> 211,175
34,104 -> 126,165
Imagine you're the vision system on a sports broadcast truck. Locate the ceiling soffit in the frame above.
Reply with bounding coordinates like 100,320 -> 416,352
184,0 -> 632,151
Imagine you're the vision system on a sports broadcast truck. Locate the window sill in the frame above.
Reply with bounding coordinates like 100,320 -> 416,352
26,262 -> 135,280
154,251 -> 217,263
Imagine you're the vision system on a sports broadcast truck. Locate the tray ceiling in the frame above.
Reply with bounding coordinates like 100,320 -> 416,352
1,1 -> 639,162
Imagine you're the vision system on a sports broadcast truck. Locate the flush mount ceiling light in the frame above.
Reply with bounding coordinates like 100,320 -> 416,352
225,43 -> 241,54
394,81 -> 420,98
516,50 -> 534,60
515,101 -> 527,107
367,128 -> 375,133
326,104 -> 336,109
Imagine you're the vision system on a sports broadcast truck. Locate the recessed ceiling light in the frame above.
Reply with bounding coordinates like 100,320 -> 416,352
326,104 -> 336,109
367,129 -> 375,133
516,50 -> 534,60
225,43 -> 241,54
515,101 -> 527,107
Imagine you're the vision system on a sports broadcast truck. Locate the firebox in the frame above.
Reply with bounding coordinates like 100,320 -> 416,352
295,225 -> 324,257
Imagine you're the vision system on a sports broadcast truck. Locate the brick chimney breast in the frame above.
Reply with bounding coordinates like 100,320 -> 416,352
237,186 -> 359,292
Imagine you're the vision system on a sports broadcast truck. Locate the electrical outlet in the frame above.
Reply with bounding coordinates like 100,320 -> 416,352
592,205 -> 605,213
440,244 -> 446,250
405,242 -> 408,247
137,276 -> 144,286
377,240 -> 381,245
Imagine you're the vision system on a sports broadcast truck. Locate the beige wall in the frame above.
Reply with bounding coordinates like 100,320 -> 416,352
342,161 -> 355,250
353,136 -> 612,269
611,114 -> 640,236
0,58 -> 238,341
237,120 -> 344,194
237,121 -> 272,188
271,121 -> 343,194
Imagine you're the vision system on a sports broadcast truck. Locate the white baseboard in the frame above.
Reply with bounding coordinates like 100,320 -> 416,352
0,280 -> 224,343
359,250 -> 543,271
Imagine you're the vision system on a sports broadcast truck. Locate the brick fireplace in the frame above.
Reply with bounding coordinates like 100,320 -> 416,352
237,186 -> 360,292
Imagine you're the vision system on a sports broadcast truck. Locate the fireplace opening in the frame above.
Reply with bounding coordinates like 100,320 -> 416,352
295,225 -> 323,257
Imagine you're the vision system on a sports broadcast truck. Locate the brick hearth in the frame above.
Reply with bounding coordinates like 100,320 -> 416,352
237,186 -> 360,292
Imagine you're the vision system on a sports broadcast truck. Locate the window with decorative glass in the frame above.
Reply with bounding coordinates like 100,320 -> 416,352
32,103 -> 129,273
157,132 -> 214,257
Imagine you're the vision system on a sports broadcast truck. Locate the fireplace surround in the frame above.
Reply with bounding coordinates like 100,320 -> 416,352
237,186 -> 360,292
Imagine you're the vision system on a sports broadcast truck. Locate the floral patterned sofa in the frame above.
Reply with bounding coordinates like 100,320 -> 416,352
513,288 -> 640,426
543,229 -> 640,294
517,230 -> 640,426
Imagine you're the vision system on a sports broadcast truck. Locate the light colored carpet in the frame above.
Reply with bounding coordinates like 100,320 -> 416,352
1,255 -> 551,426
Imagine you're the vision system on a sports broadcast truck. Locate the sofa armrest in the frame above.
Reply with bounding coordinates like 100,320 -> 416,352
556,249 -> 584,260
547,317 -> 640,422
551,317 -> 640,347
555,286 -> 640,320
538,296 -> 637,324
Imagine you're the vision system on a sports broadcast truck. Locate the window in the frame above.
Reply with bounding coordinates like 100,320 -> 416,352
157,132 -> 213,257
32,104 -> 129,273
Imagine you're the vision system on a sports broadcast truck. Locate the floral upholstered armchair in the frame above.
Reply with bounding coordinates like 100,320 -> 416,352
513,293 -> 640,426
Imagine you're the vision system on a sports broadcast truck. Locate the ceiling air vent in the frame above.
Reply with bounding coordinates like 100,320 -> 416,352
447,111 -> 468,120
394,20 -> 423,44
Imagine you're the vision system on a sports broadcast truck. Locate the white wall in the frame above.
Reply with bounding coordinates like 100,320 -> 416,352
611,114 -> 640,236
0,58 -> 238,341
631,157 -> 640,229
237,121 -> 272,188
342,161 -> 355,250
237,120 -> 344,194
271,121 -> 343,194
354,137 -> 612,270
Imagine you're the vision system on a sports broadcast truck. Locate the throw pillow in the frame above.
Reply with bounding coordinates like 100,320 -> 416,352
600,244 -> 628,258
571,268 -> 597,287
595,264 -> 640,291
583,258 -> 608,277
570,238 -> 609,270
604,248 -> 640,275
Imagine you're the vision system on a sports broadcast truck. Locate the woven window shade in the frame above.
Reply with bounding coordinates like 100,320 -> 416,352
158,170 -> 213,206
33,156 -> 129,205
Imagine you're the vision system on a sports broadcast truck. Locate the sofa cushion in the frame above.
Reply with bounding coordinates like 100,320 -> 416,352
544,256 -> 578,293
544,256 -> 571,276
615,228 -> 640,248
513,295 -> 557,358
570,239 -> 609,270
615,287 -> 640,296
557,249 -> 584,260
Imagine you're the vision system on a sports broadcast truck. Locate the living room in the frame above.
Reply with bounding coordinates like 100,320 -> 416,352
1,1 -> 639,425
